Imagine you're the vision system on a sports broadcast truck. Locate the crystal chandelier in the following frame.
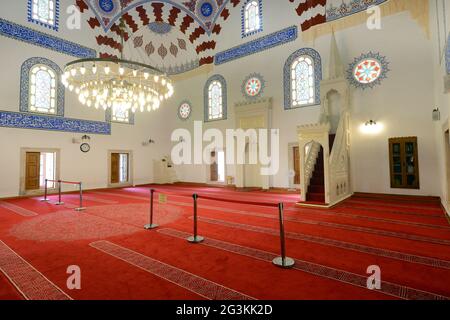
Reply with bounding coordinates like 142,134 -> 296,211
61,10 -> 173,113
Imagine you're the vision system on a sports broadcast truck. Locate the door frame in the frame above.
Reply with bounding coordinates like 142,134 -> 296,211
288,142 -> 300,188
107,150 -> 133,188
19,148 -> 60,196
205,148 -> 227,185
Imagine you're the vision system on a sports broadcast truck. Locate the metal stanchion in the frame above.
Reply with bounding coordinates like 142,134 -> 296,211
145,189 -> 158,229
40,179 -> 49,202
55,180 -> 64,205
75,182 -> 86,212
273,203 -> 295,268
187,194 -> 204,243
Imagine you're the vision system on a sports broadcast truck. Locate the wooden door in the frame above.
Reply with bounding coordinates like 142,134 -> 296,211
210,151 -> 218,182
25,152 -> 40,190
293,146 -> 300,184
389,137 -> 419,189
111,153 -> 120,184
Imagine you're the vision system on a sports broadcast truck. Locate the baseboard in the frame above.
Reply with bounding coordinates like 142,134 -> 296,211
440,198 -> 450,223
329,193 -> 354,208
0,183 -> 154,201
353,192 -> 440,203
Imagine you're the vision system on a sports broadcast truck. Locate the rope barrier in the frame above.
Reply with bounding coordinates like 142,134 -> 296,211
144,189 -> 158,230
149,188 -> 294,268
41,179 -> 85,212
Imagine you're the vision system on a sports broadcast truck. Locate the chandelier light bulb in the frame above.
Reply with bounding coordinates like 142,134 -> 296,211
63,58 -> 174,115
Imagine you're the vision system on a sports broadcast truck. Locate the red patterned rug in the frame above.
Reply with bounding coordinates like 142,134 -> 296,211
0,185 -> 449,300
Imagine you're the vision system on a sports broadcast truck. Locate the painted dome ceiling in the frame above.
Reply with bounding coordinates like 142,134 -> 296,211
75,0 -> 389,74
75,0 -> 238,73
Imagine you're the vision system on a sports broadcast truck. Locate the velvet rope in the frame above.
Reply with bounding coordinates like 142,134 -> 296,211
151,188 -> 280,208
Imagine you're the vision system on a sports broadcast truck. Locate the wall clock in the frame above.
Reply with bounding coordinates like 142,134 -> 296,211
80,143 -> 91,153
178,101 -> 192,120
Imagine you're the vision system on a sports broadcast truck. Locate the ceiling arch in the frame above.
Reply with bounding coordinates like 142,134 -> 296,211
76,0 -> 241,71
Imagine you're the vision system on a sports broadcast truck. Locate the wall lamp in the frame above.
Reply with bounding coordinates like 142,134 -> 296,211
360,120 -> 383,134
142,139 -> 156,146
432,108 -> 440,122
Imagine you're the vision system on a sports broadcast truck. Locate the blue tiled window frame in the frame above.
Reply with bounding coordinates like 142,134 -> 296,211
27,0 -> 60,31
204,74 -> 227,122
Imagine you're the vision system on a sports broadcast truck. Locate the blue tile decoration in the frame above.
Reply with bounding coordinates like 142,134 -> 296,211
20,57 -> 65,117
446,34 -> 450,75
283,48 -> 322,110
0,110 -> 111,135
326,0 -> 387,22
27,0 -> 60,31
98,0 -> 116,13
215,26 -> 298,65
241,0 -> 263,38
0,18 -> 96,58
204,74 -> 227,122
86,0 -> 230,34
163,59 -> 200,75
148,22 -> 173,35
346,52 -> 390,89
241,73 -> 266,100
105,108 -> 135,125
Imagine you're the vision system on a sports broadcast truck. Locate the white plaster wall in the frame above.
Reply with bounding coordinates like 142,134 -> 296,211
0,1 -> 172,197
429,0 -> 450,210
168,7 -> 441,196
0,0 -> 445,198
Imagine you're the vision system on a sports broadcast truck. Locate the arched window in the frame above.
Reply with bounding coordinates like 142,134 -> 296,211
242,0 -> 262,37
30,65 -> 57,114
204,75 -> 227,122
20,57 -> 65,116
28,0 -> 59,30
291,56 -> 314,106
106,104 -> 135,125
284,48 -> 322,110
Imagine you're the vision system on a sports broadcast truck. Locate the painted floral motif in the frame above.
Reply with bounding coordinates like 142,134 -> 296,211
353,59 -> 382,84
347,52 -> 390,89
178,101 -> 192,120
148,22 -> 173,35
241,73 -> 265,99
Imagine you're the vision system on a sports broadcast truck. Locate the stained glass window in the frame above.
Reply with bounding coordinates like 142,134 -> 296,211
29,65 -> 57,114
112,103 -> 131,123
31,0 -> 56,26
244,1 -> 260,35
291,56 -> 315,106
208,81 -> 223,120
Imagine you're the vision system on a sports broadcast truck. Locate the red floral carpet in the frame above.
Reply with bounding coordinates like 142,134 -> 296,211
0,185 -> 449,300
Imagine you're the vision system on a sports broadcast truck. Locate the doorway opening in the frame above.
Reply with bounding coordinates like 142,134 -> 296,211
21,148 -> 59,195
109,151 -> 133,186
209,150 -> 226,183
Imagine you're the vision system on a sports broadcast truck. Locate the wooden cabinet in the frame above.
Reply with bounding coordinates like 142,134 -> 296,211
389,137 -> 420,189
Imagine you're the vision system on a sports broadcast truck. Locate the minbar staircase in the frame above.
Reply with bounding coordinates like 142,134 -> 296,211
305,134 -> 336,204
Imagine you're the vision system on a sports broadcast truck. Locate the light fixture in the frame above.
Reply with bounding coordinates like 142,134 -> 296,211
142,139 -> 156,146
432,108 -> 440,121
361,120 -> 383,134
61,3 -> 173,114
